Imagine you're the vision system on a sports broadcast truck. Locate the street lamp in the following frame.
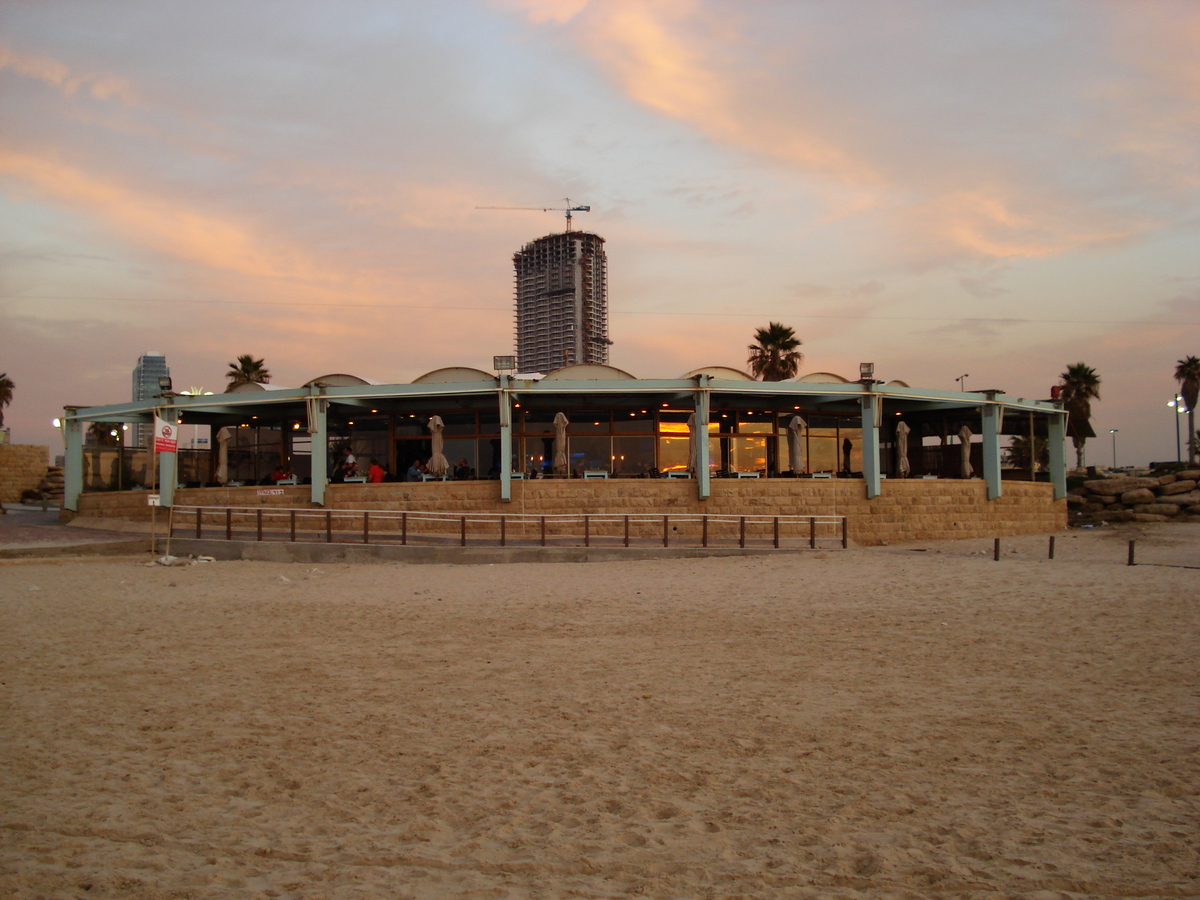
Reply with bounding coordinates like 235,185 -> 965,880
956,374 -> 969,391
1109,429 -> 1118,469
1168,396 -> 1187,463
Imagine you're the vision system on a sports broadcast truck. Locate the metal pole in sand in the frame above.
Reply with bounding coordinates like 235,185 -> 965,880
1048,535 -> 1055,559
993,537 -> 1001,561
1128,540 -> 1136,566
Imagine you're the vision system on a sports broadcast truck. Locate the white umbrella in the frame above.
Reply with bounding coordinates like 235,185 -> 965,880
896,421 -> 911,477
687,412 -> 698,473
787,415 -> 806,474
216,426 -> 232,484
427,415 -> 450,476
553,412 -> 569,475
959,425 -> 973,478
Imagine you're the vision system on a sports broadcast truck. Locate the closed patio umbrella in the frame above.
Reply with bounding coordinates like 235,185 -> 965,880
787,415 -> 806,474
959,425 -> 973,478
427,415 -> 450,476
553,412 -> 569,475
896,420 -> 911,477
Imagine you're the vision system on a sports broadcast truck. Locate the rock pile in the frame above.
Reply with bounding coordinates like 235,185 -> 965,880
1068,470 -> 1200,523
38,466 -> 65,501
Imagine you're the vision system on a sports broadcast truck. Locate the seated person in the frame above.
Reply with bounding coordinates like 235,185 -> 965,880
405,460 -> 424,482
368,458 -> 385,483
269,465 -> 287,483
454,458 -> 472,480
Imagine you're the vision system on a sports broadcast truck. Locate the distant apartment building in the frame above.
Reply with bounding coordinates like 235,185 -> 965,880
131,351 -> 169,447
513,231 -> 609,373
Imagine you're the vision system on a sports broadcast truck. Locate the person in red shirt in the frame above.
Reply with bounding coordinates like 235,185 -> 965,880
368,458 -> 386,483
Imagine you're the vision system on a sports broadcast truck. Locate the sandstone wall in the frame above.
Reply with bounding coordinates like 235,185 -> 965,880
0,444 -> 50,503
73,478 -> 1065,546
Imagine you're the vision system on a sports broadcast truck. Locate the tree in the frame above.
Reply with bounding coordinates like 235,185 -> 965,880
1174,355 -> 1200,465
747,323 -> 803,381
1003,435 -> 1049,472
225,355 -> 271,390
1060,362 -> 1100,469
0,372 -> 12,427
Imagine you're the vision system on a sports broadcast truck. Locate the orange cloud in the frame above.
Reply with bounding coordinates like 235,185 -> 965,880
916,190 -> 1137,261
0,45 -> 141,105
0,150 -> 339,284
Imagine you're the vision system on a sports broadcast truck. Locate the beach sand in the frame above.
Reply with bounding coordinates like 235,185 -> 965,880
2,524 -> 1197,898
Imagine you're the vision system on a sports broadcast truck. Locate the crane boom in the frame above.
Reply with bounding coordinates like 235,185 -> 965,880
476,198 -> 591,231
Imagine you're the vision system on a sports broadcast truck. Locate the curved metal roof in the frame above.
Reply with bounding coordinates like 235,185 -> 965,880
541,364 -> 637,381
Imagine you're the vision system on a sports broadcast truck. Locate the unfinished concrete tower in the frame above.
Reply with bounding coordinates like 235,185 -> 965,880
513,231 -> 609,373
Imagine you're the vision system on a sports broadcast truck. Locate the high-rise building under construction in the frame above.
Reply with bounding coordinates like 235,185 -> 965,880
513,231 -> 609,373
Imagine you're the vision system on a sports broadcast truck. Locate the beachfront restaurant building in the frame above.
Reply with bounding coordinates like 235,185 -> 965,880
59,364 -> 1069,544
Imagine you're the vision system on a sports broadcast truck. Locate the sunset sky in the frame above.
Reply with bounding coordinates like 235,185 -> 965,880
2,0 -> 1198,466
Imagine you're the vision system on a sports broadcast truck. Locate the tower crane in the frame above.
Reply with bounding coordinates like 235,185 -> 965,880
476,198 -> 591,232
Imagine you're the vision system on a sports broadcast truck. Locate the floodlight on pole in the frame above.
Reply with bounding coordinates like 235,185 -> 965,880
956,373 -> 969,391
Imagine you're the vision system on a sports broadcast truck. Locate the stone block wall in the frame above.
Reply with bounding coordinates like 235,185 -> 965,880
0,444 -> 50,503
74,477 -> 1065,545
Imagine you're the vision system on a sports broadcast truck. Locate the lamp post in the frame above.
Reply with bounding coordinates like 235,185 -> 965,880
1109,428 -> 1118,469
956,373 -> 969,391
1168,396 -> 1186,463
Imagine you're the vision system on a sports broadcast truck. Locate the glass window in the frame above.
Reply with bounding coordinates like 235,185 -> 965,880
568,411 -> 610,434
440,412 -> 478,436
520,410 -> 556,435
568,436 -> 612,475
730,436 -> 767,472
738,411 -> 775,433
658,436 -> 690,474
808,428 -> 838,474
479,411 -> 500,436
614,409 -> 655,433
612,436 -> 656,475
394,415 -> 427,437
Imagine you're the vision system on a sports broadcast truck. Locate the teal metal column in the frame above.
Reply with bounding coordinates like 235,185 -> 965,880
1048,410 -> 1067,500
695,376 -> 710,500
63,413 -> 83,512
982,402 -> 1003,500
499,375 -> 513,503
158,410 -> 177,508
860,393 -> 881,499
309,395 -> 328,506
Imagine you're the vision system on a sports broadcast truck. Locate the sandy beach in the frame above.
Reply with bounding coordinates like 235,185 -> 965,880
2,524 -> 1197,899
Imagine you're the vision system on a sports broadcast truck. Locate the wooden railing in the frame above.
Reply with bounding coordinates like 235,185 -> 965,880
169,506 -> 848,550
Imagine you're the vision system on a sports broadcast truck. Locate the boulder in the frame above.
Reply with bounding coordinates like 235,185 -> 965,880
1132,513 -> 1171,523
1092,495 -> 1117,505
1156,491 -> 1200,506
1158,473 -> 1177,485
1067,494 -> 1085,506
1080,503 -> 1106,514
1181,469 -> 1200,480
1101,510 -> 1134,522
1136,503 -> 1180,516
1083,477 -> 1160,494
1189,505 -> 1200,515
1120,488 -> 1157,505
1161,479 -> 1197,495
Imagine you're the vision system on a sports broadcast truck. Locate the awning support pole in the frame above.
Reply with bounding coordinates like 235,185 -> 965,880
695,375 -> 711,500
982,401 -> 1003,500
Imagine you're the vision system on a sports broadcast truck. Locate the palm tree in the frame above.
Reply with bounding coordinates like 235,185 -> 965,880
0,372 -> 13,427
225,355 -> 271,391
747,323 -> 803,381
1003,435 -> 1049,472
1174,355 -> 1200,464
1060,362 -> 1101,469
